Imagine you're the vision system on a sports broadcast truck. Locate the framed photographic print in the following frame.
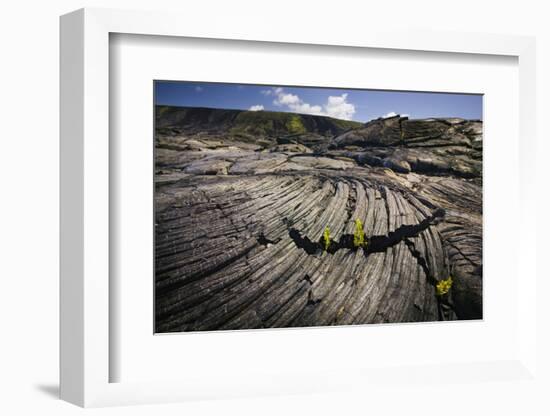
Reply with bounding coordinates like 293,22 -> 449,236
153,81 -> 483,333
60,7 -> 538,408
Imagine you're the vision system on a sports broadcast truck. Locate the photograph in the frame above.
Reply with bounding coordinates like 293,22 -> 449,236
154,81 -> 483,333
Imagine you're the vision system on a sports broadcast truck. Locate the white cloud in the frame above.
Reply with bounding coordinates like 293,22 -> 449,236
194,86 -> 203,92
324,93 -> 356,120
248,104 -> 264,111
382,111 -> 410,118
266,87 -> 356,120
290,102 -> 323,115
273,92 -> 301,106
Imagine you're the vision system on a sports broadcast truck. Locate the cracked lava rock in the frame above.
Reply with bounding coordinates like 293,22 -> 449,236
155,106 -> 482,332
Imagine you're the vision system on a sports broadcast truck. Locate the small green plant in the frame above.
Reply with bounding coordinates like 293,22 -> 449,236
323,226 -> 331,251
436,276 -> 453,296
353,218 -> 366,248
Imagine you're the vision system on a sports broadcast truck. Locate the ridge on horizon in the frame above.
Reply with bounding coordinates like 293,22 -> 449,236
155,104 -> 481,124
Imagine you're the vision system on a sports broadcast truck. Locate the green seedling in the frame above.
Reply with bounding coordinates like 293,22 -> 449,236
353,218 -> 366,248
436,276 -> 453,296
323,226 -> 331,251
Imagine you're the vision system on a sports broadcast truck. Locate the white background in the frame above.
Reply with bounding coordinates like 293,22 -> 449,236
1,0 -> 548,415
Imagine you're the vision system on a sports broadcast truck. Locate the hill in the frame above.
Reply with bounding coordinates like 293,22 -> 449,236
155,105 -> 363,138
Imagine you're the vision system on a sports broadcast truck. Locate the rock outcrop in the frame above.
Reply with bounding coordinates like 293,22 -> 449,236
331,115 -> 482,181
155,108 -> 483,332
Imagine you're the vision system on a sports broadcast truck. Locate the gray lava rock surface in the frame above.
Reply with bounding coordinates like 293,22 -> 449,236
155,108 -> 483,332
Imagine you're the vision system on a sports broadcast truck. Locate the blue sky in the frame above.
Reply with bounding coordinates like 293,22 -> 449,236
155,81 -> 482,122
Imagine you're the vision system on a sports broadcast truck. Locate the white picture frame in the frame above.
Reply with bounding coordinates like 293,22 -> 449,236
60,7 -> 538,407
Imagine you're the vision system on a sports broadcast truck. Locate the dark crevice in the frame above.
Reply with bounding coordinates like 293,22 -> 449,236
344,189 -> 355,225
403,236 -> 457,322
289,208 -> 445,256
444,241 -> 479,268
289,228 -> 322,255
306,289 -> 321,306
403,238 -> 436,285
302,275 -> 321,307
256,233 -> 280,247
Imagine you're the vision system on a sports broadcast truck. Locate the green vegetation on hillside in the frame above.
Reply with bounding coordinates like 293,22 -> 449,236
286,115 -> 307,134
330,118 -> 363,131
155,105 -> 362,138
227,110 -> 361,138
230,111 -> 311,137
